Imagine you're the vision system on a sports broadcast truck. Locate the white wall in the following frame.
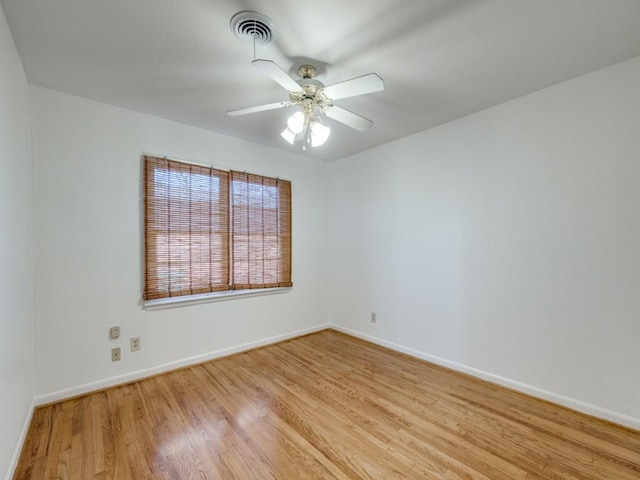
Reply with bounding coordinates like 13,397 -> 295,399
328,56 -> 640,428
31,87 -> 328,401
0,6 -> 35,480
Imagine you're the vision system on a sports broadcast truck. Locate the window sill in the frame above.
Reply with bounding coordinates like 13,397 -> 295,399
143,287 -> 292,310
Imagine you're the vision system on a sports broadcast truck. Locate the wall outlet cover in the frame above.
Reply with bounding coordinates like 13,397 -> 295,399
110,325 -> 120,339
111,347 -> 121,361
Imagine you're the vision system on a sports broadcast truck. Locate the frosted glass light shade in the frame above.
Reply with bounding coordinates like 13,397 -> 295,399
287,111 -> 305,134
280,127 -> 296,144
310,121 -> 330,147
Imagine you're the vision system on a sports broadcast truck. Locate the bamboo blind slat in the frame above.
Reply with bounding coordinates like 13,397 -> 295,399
143,156 -> 291,301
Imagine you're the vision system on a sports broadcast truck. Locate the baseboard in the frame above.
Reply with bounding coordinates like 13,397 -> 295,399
5,397 -> 36,480
31,322 -> 640,429
331,324 -> 640,431
35,324 -> 329,406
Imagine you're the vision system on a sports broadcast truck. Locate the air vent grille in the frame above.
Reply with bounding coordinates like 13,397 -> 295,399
230,11 -> 274,45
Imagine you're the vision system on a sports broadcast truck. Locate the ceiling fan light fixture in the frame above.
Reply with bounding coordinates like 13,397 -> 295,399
280,127 -> 296,145
287,111 -> 305,134
281,111 -> 330,148
227,59 -> 383,152
310,121 -> 330,147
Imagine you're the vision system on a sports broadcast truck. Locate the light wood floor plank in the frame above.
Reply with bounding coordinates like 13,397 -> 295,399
13,330 -> 640,479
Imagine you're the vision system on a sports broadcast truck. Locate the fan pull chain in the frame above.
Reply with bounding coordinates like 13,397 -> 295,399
252,20 -> 257,61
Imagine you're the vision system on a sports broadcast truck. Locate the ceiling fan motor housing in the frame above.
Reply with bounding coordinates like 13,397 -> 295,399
298,65 -> 316,78
293,65 -> 325,100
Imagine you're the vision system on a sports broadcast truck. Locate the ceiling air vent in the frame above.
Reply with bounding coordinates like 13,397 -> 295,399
230,11 -> 274,45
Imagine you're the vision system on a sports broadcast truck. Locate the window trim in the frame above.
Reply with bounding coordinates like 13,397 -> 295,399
142,154 -> 292,305
142,286 -> 292,310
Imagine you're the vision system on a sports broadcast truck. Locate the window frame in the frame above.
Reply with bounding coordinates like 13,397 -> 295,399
142,155 -> 292,308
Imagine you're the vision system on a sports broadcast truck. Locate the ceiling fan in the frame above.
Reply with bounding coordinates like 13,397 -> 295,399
228,59 -> 384,149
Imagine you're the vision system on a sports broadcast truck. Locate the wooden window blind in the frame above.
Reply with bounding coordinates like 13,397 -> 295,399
143,156 -> 292,301
231,171 -> 292,290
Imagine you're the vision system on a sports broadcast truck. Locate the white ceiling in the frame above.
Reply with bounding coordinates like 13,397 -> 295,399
2,0 -> 640,161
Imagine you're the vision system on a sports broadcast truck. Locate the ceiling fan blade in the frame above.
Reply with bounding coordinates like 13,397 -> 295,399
227,101 -> 293,116
321,73 -> 384,100
252,59 -> 304,93
325,105 -> 373,132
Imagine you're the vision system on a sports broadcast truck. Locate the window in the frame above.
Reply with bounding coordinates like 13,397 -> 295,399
143,155 -> 292,301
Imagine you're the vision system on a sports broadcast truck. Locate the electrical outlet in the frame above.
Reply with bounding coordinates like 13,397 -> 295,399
130,337 -> 141,352
371,312 -> 377,323
111,347 -> 121,362
109,325 -> 120,339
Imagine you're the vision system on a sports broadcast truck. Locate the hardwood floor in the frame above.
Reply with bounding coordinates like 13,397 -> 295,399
14,329 -> 640,479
